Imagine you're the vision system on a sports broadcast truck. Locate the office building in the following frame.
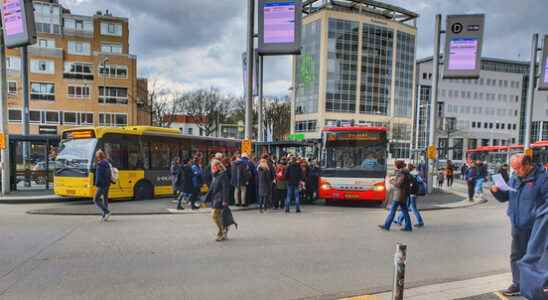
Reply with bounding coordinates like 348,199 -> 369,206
6,0 -> 150,136
291,0 -> 418,159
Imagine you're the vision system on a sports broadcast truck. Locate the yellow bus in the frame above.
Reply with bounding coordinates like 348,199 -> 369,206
54,126 -> 241,200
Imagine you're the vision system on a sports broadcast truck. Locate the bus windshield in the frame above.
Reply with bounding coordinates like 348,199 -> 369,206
56,138 -> 97,173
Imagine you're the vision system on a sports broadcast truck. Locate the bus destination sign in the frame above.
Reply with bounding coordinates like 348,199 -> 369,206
327,131 -> 384,142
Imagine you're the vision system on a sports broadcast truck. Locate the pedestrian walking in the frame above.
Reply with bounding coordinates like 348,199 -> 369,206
378,160 -> 412,231
180,158 -> 194,209
395,164 -> 424,228
461,163 -> 469,181
170,157 -> 185,210
307,161 -> 320,203
93,150 -> 112,221
274,159 -> 288,209
498,163 -> 510,183
446,160 -> 455,188
205,159 -> 231,241
491,154 -> 547,296
231,154 -> 251,206
437,168 -> 445,188
475,160 -> 488,199
284,156 -> 303,213
190,155 -> 204,210
257,158 -> 273,213
465,161 -> 480,202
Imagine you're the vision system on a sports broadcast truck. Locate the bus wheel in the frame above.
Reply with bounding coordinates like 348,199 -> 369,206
134,181 -> 153,201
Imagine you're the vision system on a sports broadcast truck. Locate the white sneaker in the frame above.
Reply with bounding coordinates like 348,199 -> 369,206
103,212 -> 111,222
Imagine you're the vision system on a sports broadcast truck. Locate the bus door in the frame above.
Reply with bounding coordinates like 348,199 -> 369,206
101,134 -> 143,198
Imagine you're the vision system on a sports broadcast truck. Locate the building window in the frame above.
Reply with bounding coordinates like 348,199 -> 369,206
453,138 -> 464,160
326,19 -> 359,113
35,38 -> 55,49
6,56 -> 21,72
186,128 -> 193,135
29,111 -> 41,123
100,22 -> 123,36
99,87 -> 128,104
99,113 -> 127,127
80,113 -> 93,125
68,85 -> 90,99
64,18 -> 93,33
8,81 -> 17,95
68,41 -> 91,55
45,111 -> 59,124
30,59 -> 55,74
295,20 -> 320,114
295,120 -> 317,132
467,139 -> 477,150
63,112 -> 78,125
98,64 -> 128,79
8,109 -> 21,123
31,82 -> 55,101
64,62 -> 93,80
101,43 -> 123,54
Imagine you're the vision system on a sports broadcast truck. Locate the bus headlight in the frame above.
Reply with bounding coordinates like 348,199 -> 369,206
372,183 -> 385,192
320,182 -> 332,190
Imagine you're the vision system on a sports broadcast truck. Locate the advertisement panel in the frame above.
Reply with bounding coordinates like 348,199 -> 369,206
258,0 -> 302,55
1,0 -> 36,48
443,14 -> 485,79
539,35 -> 548,91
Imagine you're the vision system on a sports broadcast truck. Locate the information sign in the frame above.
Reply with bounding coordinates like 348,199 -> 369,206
258,0 -> 302,55
538,35 -> 548,91
241,139 -> 253,155
427,145 -> 437,160
443,15 -> 485,79
1,0 -> 36,48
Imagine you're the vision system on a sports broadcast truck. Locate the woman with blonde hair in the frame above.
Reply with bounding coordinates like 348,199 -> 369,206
257,158 -> 273,213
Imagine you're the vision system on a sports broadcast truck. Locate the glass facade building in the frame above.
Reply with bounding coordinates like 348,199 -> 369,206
292,2 -> 418,159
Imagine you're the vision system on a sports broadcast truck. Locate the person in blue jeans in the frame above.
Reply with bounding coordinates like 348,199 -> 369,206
379,160 -> 412,231
474,160 -> 488,199
395,164 -> 424,227
284,156 -> 303,213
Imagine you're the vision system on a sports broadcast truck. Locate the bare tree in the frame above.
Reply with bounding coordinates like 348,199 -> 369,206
149,82 -> 178,127
179,88 -> 232,137
262,96 -> 291,141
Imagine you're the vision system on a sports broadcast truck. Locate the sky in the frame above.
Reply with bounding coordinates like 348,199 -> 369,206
60,0 -> 548,97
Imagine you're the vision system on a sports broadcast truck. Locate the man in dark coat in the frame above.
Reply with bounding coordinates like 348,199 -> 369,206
491,155 -> 547,296
231,155 -> 251,206
93,150 -> 112,221
284,156 -> 303,213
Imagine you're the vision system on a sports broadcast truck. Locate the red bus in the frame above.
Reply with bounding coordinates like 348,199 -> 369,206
466,142 -> 548,168
532,141 -> 548,168
319,126 -> 388,205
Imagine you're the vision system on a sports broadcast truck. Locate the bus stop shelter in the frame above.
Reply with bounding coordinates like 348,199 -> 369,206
254,140 -> 320,161
8,135 -> 60,191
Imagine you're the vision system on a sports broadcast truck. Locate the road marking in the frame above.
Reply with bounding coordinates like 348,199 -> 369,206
493,291 -> 509,300
339,296 -> 379,300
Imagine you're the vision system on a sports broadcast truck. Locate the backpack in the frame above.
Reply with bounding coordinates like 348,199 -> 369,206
108,162 -> 119,184
408,174 -> 420,196
415,175 -> 427,196
276,166 -> 286,181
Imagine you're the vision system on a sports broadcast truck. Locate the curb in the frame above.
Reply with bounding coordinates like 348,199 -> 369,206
0,197 -> 76,204
26,205 -> 259,216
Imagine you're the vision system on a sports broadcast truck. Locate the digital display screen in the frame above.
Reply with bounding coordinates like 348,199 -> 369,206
263,1 -> 296,44
327,131 -> 385,142
544,56 -> 548,85
447,38 -> 479,71
2,0 -> 25,37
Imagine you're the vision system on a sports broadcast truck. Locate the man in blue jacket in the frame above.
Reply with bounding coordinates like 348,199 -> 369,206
491,154 -> 547,296
94,150 -> 112,221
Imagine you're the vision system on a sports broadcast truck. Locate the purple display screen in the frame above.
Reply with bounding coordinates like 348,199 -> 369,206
544,56 -> 548,84
264,1 -> 296,44
448,38 -> 479,71
2,0 -> 25,36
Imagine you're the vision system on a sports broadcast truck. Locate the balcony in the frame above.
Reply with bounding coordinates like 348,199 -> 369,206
28,47 -> 63,58
63,73 -> 94,81
63,28 -> 93,38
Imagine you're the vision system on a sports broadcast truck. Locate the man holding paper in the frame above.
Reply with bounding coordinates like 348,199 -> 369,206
491,154 -> 547,296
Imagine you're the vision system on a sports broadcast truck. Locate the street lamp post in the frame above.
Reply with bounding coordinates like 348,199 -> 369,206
100,57 -> 109,126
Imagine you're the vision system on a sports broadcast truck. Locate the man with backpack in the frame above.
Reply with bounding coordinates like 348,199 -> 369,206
231,153 -> 252,207
93,150 -> 112,221
395,164 -> 425,228
379,160 -> 412,231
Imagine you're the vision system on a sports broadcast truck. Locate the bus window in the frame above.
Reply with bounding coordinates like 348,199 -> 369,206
103,141 -> 125,170
143,140 -> 150,170
151,141 -> 170,170
127,141 -> 142,170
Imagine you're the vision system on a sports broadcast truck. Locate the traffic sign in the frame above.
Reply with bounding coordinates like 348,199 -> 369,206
427,145 -> 437,160
525,148 -> 533,157
0,133 -> 5,150
241,139 -> 252,155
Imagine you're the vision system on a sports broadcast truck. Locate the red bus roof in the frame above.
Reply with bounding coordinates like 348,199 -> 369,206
466,145 -> 524,153
532,141 -> 548,148
322,126 -> 387,132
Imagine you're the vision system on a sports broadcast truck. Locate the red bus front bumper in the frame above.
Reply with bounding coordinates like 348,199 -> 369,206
319,188 -> 386,202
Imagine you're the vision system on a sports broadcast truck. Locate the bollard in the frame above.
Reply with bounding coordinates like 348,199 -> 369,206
392,243 -> 407,300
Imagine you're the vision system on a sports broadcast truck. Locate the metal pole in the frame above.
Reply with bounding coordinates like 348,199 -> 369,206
414,88 -> 422,162
21,46 -> 31,187
245,0 -> 255,140
427,14 -> 442,193
258,55 -> 264,142
392,243 -> 407,300
524,33 -> 538,150
0,22 -> 10,195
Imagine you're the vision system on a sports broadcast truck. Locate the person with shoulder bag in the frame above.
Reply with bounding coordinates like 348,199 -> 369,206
395,164 -> 425,228
93,150 -> 112,221
378,160 -> 412,231
205,159 -> 231,241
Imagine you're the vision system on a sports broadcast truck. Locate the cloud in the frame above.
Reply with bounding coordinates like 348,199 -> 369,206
59,0 -> 548,98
